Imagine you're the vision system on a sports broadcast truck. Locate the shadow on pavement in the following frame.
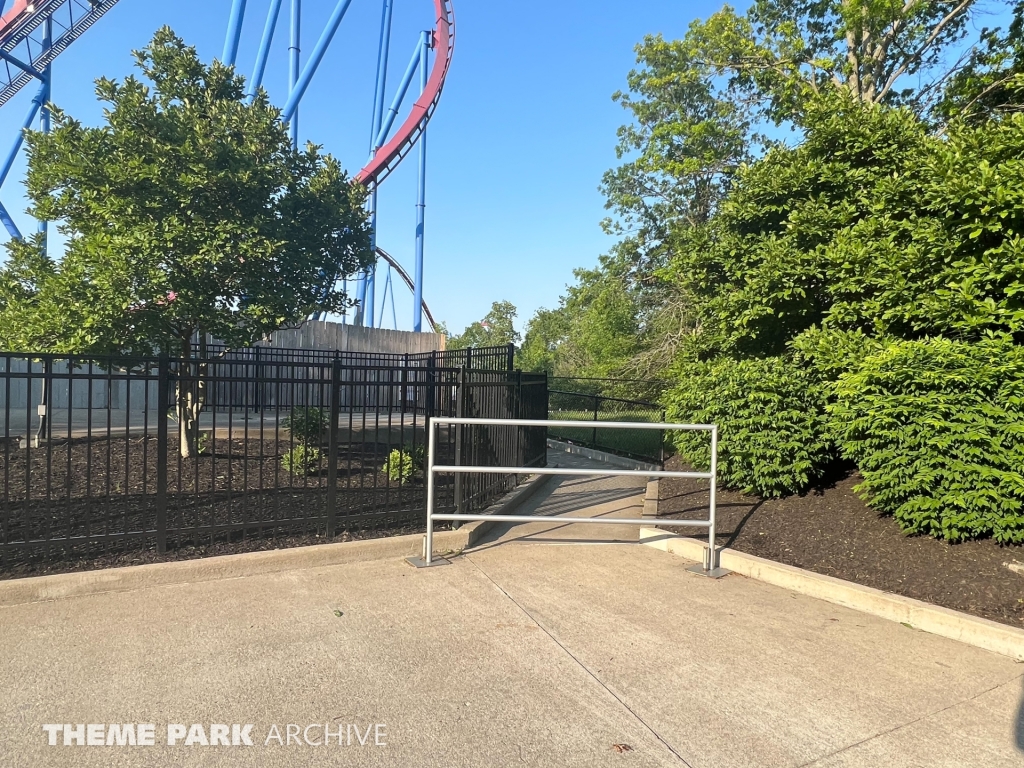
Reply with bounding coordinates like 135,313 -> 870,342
1016,676 -> 1024,752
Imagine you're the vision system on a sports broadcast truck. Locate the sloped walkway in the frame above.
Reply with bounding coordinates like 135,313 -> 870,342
0,451 -> 1021,766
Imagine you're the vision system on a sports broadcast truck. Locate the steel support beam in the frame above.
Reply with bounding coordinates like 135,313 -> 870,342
281,0 -> 353,124
0,49 -> 44,80
288,0 -> 300,146
37,15 -> 51,251
247,0 -> 283,100
222,0 -> 247,66
413,30 -> 429,332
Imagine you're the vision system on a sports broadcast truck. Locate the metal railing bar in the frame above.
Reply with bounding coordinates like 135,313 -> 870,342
432,465 -> 712,479
431,417 -> 711,431
430,514 -> 710,527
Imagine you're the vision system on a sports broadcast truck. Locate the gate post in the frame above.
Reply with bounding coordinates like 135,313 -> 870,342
156,355 -> 169,553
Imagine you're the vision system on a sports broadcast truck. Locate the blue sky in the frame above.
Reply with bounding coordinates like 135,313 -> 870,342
1,1 -> 1008,336
0,0 -> 724,335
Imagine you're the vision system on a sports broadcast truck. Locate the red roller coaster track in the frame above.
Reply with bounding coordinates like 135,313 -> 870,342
356,0 -> 453,188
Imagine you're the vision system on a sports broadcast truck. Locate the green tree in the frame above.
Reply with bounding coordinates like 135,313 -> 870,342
938,0 -> 1024,124
447,300 -> 521,350
599,1 -> 988,368
0,29 -> 373,456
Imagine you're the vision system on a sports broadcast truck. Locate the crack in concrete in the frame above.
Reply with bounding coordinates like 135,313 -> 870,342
463,552 -> 695,767
794,672 -> 1024,767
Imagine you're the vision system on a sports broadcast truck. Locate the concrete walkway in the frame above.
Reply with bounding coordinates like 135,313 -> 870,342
0,457 -> 1022,767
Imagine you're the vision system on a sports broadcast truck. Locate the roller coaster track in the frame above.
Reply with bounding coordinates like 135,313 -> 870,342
356,0 -> 453,188
0,0 -> 454,327
374,246 -> 438,332
0,0 -> 122,108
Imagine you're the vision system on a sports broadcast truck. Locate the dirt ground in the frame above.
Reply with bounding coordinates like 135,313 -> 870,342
656,456 -> 1024,628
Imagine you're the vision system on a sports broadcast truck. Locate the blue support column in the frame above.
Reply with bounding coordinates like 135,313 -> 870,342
0,200 -> 21,240
223,0 -> 248,67
247,0 -> 283,100
360,0 -> 394,328
412,31 -> 429,332
0,81 -> 46,240
289,0 -> 300,147
37,16 -> 52,252
370,0 -> 394,145
282,0 -> 354,124
373,41 -> 421,149
365,188 -> 376,328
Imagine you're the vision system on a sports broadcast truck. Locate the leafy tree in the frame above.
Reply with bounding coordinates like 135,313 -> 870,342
597,0 -> 991,375
0,29 -> 373,456
520,254 -> 646,381
447,300 -> 521,350
938,0 -> 1024,124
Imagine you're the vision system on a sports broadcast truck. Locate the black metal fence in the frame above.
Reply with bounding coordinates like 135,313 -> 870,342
0,346 -> 545,571
548,389 -> 665,464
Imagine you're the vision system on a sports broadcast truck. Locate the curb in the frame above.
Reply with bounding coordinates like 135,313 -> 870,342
639,527 -> 1024,662
0,474 -> 555,608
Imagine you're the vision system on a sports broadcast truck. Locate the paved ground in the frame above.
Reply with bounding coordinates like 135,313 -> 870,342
1,458 -> 1022,767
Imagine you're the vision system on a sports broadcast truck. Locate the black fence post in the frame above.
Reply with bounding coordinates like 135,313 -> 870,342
591,394 -> 600,450
156,355 -> 169,553
426,351 -> 436,420
326,355 -> 340,538
506,343 -> 515,372
253,346 -> 262,414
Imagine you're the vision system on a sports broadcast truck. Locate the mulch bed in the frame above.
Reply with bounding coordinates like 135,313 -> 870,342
656,456 -> 1024,628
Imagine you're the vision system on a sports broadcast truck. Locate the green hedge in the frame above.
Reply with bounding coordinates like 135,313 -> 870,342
664,357 -> 833,497
829,338 -> 1024,543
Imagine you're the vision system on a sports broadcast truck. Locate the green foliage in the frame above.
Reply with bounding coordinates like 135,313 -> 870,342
283,407 -> 329,444
829,338 -> 1024,543
447,301 -> 520,350
382,445 -> 425,484
938,1 -> 1024,125
664,357 -> 833,497
281,444 -> 322,476
519,253 -> 646,378
0,28 -> 372,357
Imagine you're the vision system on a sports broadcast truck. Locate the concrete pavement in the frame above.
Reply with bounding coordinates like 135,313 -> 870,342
0,459 -> 1021,767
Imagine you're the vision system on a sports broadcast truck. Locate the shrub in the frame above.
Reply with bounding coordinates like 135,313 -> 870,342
829,338 -> 1024,543
664,356 -> 833,497
283,407 -> 329,444
382,445 -> 425,484
281,444 -> 322,475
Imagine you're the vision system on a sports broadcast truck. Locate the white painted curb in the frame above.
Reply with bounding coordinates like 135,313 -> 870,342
640,527 -> 1024,662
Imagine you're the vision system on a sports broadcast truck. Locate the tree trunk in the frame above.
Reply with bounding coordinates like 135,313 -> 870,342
175,331 -> 208,459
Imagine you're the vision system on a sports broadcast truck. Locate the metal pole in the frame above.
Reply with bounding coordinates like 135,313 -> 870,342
156,356 -> 169,554
425,417 -> 436,564
281,0 -> 355,123
289,0 -> 301,147
366,252 -> 376,328
37,16 -> 51,251
247,0 -> 284,99
0,200 -> 21,240
223,0 -> 248,67
365,194 -> 377,328
373,40 -> 422,148
708,425 -> 719,571
412,30 -> 429,332
370,0 -> 394,146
